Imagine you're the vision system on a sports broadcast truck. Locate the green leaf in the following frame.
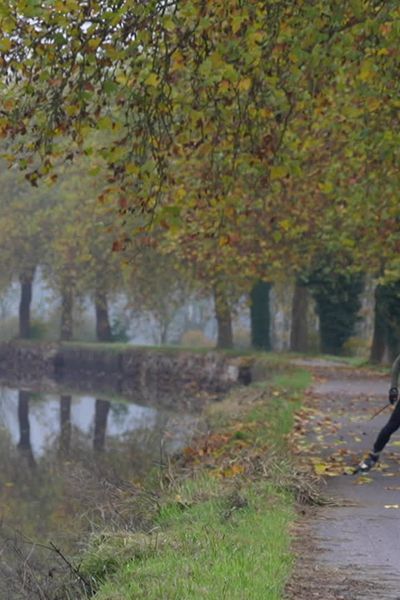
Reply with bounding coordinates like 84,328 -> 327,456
270,166 -> 288,180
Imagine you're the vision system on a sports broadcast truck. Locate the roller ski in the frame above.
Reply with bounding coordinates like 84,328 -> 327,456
353,452 -> 380,475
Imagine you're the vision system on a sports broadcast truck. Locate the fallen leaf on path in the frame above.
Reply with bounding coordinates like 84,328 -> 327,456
355,476 -> 373,485
342,466 -> 354,475
312,462 -> 330,476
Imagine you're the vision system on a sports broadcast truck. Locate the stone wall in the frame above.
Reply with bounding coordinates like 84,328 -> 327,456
0,342 -> 249,404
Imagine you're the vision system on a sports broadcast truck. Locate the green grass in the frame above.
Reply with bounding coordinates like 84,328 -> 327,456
313,353 -> 366,367
272,368 -> 312,391
7,339 -> 380,370
92,485 -> 293,600
80,365 -> 311,600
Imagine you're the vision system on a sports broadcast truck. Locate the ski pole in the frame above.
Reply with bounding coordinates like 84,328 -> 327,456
369,403 -> 391,421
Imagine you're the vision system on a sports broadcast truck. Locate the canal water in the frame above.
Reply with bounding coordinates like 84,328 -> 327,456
0,381 -> 206,597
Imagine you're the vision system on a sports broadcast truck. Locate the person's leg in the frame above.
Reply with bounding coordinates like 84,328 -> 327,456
355,402 -> 400,473
373,400 -> 400,453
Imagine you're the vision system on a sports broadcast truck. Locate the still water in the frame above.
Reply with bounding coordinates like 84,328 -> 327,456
0,384 -> 202,548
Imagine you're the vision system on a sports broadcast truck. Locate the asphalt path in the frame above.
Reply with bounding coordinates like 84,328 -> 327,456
287,362 -> 400,599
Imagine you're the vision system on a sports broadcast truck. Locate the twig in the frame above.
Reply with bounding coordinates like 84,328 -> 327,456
48,542 -> 92,591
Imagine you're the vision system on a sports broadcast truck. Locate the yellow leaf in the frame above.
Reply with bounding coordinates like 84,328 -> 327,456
232,15 -> 244,34
238,78 -> 252,92
219,80 -> 230,93
145,73 -> 160,87
171,51 -> 184,71
356,476 -> 373,484
88,38 -> 101,50
259,108 -> 274,119
126,163 -> 139,175
163,16 -> 175,31
280,219 -> 291,232
176,187 -> 186,201
98,116 -> 113,130
270,165 -> 287,180
359,60 -> 375,82
219,234 -> 230,247
319,181 -> 333,194
0,38 -> 11,52
366,98 -> 381,112
210,52 -> 224,69
313,462 -> 328,475
65,104 -> 79,117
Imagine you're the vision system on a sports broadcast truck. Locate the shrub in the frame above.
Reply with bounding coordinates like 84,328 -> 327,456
111,316 -> 130,343
342,336 -> 369,358
29,319 -> 48,340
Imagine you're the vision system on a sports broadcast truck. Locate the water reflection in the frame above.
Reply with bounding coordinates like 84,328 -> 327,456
0,387 -> 158,458
93,399 -> 110,452
0,384 -> 201,549
17,390 -> 36,468
59,394 -> 71,456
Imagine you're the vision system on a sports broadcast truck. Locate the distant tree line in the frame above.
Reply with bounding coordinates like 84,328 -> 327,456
0,156 -> 395,363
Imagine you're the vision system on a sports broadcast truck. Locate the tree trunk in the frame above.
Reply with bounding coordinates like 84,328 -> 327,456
19,269 -> 35,339
250,280 -> 271,351
60,284 -> 74,341
370,285 -> 387,363
213,286 -> 233,349
93,399 -> 110,451
59,395 -> 72,456
17,390 -> 35,467
290,282 -> 309,353
95,290 -> 112,342
160,320 -> 170,345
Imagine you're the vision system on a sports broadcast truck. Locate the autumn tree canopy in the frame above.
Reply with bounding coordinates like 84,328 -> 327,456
0,0 -> 399,283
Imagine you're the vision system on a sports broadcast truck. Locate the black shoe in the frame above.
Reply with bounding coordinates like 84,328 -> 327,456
353,452 -> 380,474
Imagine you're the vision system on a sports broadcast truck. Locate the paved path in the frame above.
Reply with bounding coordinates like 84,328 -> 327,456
287,362 -> 400,599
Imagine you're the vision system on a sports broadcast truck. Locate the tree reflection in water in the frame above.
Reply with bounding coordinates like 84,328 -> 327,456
17,390 -> 35,468
93,399 -> 110,452
59,395 -> 71,457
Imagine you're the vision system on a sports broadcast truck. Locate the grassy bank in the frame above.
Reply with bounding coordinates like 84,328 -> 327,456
79,363 -> 313,600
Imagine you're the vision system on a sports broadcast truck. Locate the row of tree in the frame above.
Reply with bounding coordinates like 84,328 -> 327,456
0,156 -> 194,343
1,146 -> 399,360
0,2 -> 399,360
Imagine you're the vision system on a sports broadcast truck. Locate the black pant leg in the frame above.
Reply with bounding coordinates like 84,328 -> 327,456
373,401 -> 400,453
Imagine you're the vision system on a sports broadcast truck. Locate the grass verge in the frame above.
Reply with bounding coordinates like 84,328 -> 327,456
80,364 -> 314,600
